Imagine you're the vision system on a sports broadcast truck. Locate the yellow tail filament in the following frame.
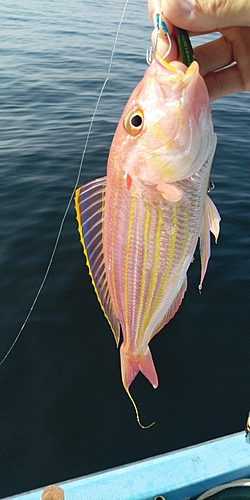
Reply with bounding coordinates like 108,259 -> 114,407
126,387 -> 155,429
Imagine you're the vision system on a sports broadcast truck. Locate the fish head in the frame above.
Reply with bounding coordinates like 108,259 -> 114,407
109,53 -> 215,188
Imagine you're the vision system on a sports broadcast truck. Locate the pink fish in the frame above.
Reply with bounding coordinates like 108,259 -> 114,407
75,51 -> 220,426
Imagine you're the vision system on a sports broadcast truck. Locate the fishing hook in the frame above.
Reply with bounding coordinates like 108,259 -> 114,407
207,180 -> 215,193
146,12 -> 172,64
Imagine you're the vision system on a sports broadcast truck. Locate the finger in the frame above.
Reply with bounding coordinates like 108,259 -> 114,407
204,64 -> 247,101
194,27 -> 250,97
222,27 -> 250,92
188,30 -> 216,37
148,0 -> 161,23
151,0 -> 250,32
193,36 -> 233,77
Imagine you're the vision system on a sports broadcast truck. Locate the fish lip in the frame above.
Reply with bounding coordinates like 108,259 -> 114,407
153,51 -> 177,71
153,51 -> 193,76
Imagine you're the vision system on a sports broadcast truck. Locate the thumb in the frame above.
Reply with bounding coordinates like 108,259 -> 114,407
149,0 -> 250,32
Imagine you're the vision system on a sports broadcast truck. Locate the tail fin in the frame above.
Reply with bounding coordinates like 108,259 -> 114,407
120,344 -> 158,428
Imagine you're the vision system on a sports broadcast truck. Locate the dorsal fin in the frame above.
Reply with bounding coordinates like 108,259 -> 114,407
75,177 -> 120,346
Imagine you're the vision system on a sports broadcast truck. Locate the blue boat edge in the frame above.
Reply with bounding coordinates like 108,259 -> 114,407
4,431 -> 250,500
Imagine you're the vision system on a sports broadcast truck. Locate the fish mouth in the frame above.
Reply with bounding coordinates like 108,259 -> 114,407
154,51 -> 189,74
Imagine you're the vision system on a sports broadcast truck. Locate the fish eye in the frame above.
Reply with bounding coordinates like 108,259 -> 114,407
131,114 -> 142,127
124,108 -> 144,136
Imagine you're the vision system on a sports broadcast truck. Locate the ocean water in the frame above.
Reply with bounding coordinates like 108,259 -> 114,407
0,0 -> 249,497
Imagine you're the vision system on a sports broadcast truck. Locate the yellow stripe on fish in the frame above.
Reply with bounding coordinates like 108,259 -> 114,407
139,205 -> 178,343
124,196 -> 136,338
136,205 -> 163,348
135,198 -> 151,338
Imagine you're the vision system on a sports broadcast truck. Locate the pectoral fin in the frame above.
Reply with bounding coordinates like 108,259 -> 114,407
75,178 -> 120,346
156,179 -> 183,202
199,195 -> 221,291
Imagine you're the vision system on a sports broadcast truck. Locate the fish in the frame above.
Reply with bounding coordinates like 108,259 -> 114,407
75,51 -> 220,427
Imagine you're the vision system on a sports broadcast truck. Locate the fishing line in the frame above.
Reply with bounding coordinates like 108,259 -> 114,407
0,0 -> 130,366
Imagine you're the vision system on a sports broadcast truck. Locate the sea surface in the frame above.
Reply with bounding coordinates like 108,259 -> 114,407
0,0 -> 249,497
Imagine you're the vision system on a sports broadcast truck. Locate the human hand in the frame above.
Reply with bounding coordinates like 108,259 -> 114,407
148,0 -> 250,101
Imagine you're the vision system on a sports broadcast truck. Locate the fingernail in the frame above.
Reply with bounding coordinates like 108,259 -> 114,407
175,0 -> 194,16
